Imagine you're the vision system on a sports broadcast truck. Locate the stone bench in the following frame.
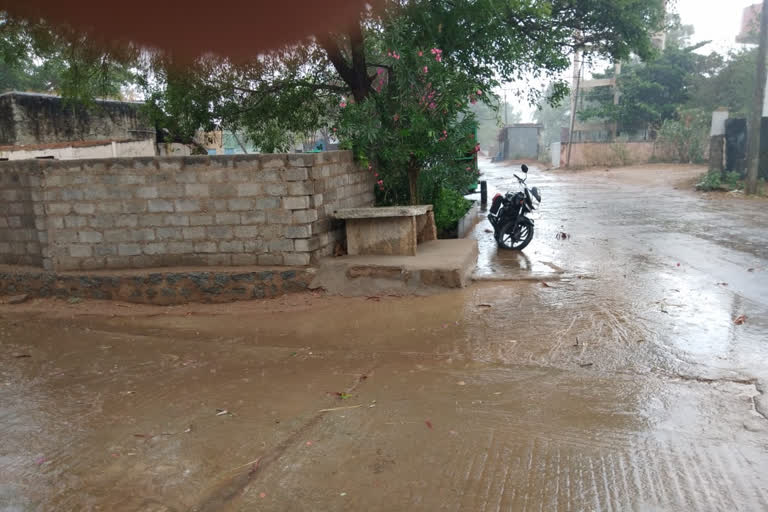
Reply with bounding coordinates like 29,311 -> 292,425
333,205 -> 437,256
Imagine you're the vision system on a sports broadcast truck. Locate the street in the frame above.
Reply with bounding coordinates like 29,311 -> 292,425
2,161 -> 768,511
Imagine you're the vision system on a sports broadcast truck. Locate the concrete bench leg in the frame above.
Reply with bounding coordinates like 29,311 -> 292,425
416,211 -> 437,243
346,217 -> 417,256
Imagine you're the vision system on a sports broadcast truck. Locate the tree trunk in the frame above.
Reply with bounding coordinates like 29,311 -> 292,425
746,0 -> 768,195
407,166 -> 420,205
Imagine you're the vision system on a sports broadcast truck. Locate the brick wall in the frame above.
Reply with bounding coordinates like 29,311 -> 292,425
0,151 -> 374,271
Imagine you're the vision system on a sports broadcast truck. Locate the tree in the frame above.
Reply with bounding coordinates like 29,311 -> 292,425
689,48 -> 757,116
535,84 -> 570,159
580,41 -> 715,134
471,99 -> 521,157
141,0 -> 666,203
0,12 -> 138,101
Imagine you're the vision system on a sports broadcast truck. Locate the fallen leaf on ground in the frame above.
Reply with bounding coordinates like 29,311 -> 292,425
556,232 -> 570,240
334,392 -> 352,400
540,282 -> 551,288
425,420 -> 433,429
580,363 -> 594,368
215,409 -> 230,416
748,268 -> 755,272
484,228 -> 493,233
13,354 -> 31,358
306,441 -> 313,446
477,304 -> 493,308
67,297 -> 82,304
259,492 -> 266,499
366,296 -> 381,301
734,315 -> 747,325
676,263 -> 681,267
340,492 -> 347,497
717,282 -> 728,286
457,381 -> 466,386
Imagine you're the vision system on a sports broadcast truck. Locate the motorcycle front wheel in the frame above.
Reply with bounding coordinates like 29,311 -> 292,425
497,221 -> 534,251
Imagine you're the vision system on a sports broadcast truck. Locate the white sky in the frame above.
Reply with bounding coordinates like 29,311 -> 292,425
676,0 -> 756,53
512,0 -> 758,121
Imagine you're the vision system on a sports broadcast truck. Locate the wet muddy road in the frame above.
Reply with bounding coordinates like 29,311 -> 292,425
2,163 -> 768,511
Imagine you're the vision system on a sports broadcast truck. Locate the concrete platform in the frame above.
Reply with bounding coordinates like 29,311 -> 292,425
309,239 -> 478,296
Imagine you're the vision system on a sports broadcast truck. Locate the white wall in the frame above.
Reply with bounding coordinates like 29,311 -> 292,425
0,139 -> 156,161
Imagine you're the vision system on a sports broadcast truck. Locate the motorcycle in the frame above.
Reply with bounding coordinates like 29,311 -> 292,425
487,164 -> 542,251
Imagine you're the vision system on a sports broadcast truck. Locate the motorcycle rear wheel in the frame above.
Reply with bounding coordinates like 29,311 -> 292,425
497,221 -> 534,251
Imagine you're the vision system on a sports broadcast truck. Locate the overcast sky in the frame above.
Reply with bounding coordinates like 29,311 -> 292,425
677,0 -> 756,52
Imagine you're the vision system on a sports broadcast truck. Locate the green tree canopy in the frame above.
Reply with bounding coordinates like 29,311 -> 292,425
140,0 -> 665,202
0,12 -> 138,101
580,40 -> 717,133
688,48 -> 757,116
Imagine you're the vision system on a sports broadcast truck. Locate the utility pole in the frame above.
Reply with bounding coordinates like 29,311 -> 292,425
504,90 -> 508,125
746,0 -> 768,195
566,52 -> 582,168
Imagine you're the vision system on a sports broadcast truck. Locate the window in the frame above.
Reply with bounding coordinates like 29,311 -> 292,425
207,149 -> 217,156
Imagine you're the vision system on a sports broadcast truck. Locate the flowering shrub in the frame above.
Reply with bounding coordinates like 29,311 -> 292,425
336,42 -> 481,205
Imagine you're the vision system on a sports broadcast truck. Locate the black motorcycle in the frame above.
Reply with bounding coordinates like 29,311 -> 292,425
487,164 -> 542,251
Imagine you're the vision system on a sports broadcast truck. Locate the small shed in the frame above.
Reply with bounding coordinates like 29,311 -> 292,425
498,123 -> 542,161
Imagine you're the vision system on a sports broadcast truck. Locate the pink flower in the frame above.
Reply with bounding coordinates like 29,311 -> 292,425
443,130 -> 447,135
339,101 -> 347,108
387,51 -> 392,57
466,167 -> 471,171
428,102 -> 436,110
393,114 -> 399,121
477,90 -> 483,95
374,172 -> 379,177
377,179 -> 384,185
470,99 -> 477,105
418,51 -> 423,57
377,68 -> 384,75
423,66 -> 428,73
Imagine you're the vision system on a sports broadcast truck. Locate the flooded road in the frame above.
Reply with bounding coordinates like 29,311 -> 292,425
2,162 -> 768,511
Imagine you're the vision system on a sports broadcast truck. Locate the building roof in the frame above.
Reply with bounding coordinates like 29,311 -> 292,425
0,90 -> 143,105
503,124 -> 544,129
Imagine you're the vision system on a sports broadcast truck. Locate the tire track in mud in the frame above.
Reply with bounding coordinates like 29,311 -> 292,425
441,430 -> 768,511
192,364 -> 379,511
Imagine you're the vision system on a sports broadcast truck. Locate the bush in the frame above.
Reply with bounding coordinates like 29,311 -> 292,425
697,170 -> 748,192
658,109 -> 709,164
433,187 -> 472,235
696,171 -> 722,191
724,171 -> 743,190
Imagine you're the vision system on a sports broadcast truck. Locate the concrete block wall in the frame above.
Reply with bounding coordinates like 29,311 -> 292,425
0,151 -> 374,271
0,168 -> 45,267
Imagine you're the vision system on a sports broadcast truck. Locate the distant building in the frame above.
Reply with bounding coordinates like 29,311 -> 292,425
737,3 -> 762,44
0,91 -> 156,160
